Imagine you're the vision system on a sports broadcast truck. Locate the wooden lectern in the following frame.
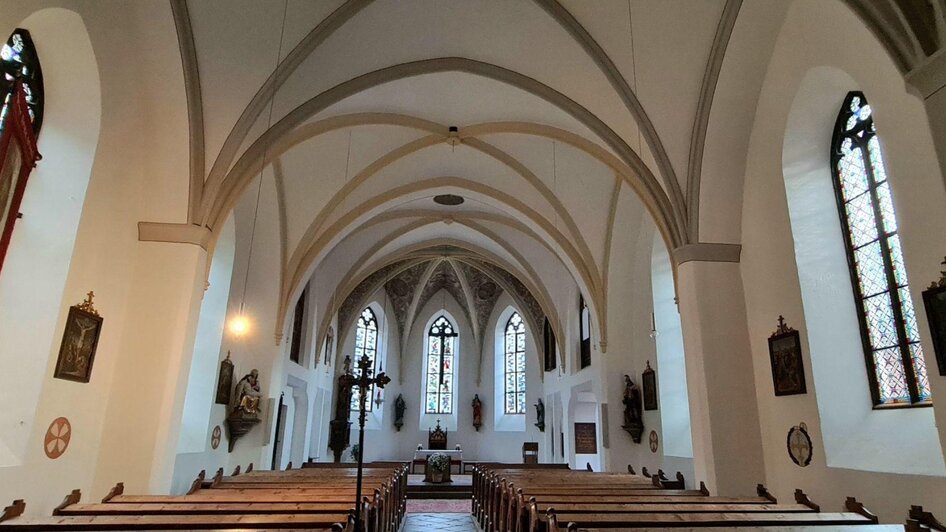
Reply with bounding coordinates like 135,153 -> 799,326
522,441 -> 538,464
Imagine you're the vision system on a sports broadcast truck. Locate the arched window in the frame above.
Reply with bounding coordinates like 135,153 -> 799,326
425,315 -> 457,414
350,307 -> 379,411
579,294 -> 591,368
504,312 -> 526,414
831,91 -> 930,406
1,29 -> 43,135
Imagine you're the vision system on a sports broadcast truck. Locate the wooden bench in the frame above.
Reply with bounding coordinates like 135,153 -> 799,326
472,463 -> 889,532
1,463 -> 409,532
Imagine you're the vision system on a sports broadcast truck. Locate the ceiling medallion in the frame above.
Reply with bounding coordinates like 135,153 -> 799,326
434,194 -> 464,206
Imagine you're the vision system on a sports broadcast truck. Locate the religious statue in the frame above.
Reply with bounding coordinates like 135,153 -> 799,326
225,367 -> 263,452
622,374 -> 644,443
471,394 -> 483,431
234,369 -> 262,416
394,394 -> 406,431
534,398 -> 545,432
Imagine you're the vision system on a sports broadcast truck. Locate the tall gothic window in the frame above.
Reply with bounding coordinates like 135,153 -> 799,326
288,285 -> 307,365
1,29 -> 43,135
579,295 -> 591,369
425,315 -> 457,414
504,312 -> 527,414
350,307 -> 379,412
831,91 -> 931,406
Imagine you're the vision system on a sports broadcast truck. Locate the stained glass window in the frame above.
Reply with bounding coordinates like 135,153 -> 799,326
504,312 -> 527,414
579,295 -> 591,369
831,92 -> 931,406
1,29 -> 43,136
350,307 -> 379,412
425,315 -> 457,414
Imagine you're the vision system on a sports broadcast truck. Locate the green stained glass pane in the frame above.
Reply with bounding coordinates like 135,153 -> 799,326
873,347 -> 909,403
888,234 -> 908,287
837,138 -> 869,200
854,242 -> 887,297
864,292 -> 899,349
426,394 -> 437,413
910,343 -> 932,400
875,183 -> 897,234
899,287 -> 920,342
867,136 -> 888,184
844,193 -> 878,248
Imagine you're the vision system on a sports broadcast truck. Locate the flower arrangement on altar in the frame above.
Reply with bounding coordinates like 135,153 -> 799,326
428,452 -> 450,473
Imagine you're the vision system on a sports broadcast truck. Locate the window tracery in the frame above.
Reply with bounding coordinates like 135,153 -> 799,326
350,307 -> 379,411
504,312 -> 526,414
831,91 -> 930,406
425,315 -> 457,414
1,29 -> 43,135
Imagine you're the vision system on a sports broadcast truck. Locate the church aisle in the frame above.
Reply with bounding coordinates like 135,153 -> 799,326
402,512 -> 478,532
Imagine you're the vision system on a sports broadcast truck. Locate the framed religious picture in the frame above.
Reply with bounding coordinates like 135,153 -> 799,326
0,80 -> 42,277
768,316 -> 807,396
215,352 -> 235,404
53,292 -> 103,383
642,361 -> 658,411
574,422 -> 597,454
921,279 -> 946,376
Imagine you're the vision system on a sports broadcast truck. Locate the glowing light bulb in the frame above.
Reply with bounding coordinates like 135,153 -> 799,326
229,315 -> 250,336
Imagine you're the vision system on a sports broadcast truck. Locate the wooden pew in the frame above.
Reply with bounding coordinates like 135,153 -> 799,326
473,463 -> 888,532
1,463 -> 409,532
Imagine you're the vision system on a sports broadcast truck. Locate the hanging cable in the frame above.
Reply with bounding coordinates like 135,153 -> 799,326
230,0 -> 290,337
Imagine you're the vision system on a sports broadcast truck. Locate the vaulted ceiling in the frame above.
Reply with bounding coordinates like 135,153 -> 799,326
166,0 -> 943,349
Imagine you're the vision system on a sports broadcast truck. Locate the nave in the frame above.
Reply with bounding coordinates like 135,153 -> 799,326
2,0 -> 946,530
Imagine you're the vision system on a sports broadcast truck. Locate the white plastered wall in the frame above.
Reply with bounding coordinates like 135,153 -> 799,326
736,0 -> 946,519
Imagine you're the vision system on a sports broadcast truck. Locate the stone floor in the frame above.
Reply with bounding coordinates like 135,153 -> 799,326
401,512 -> 478,531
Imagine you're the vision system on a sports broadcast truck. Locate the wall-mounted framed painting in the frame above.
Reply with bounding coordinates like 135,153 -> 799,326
768,316 -> 807,396
642,361 -> 658,411
921,282 -> 946,376
53,293 -> 103,383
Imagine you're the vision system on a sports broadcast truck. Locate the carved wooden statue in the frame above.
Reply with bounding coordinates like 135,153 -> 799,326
394,394 -> 406,431
534,398 -> 545,432
472,394 -> 483,431
622,374 -> 644,443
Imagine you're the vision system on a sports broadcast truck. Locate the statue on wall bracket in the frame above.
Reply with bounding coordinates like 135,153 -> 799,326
534,398 -> 545,432
621,374 -> 644,443
472,394 -> 483,431
394,394 -> 406,431
225,368 -> 263,452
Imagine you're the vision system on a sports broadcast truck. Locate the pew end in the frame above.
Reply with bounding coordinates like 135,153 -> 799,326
699,480 -> 710,495
186,470 -> 206,495
757,483 -> 777,503
52,489 -> 81,515
626,464 -> 635,475
285,461 -> 293,471
845,496 -> 879,524
641,466 -> 650,478
246,462 -> 254,473
794,489 -> 820,511
907,505 -> 945,531
585,462 -> 593,472
210,467 -> 224,488
101,482 -> 124,503
231,464 -> 241,476
0,500 -> 25,523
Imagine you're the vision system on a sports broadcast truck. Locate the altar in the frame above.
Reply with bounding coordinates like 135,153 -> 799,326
411,449 -> 463,476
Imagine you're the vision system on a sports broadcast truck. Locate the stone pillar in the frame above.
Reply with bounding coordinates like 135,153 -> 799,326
674,253 -> 765,496
91,241 -> 208,496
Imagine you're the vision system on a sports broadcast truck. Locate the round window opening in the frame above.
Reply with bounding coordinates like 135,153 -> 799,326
433,194 -> 464,206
